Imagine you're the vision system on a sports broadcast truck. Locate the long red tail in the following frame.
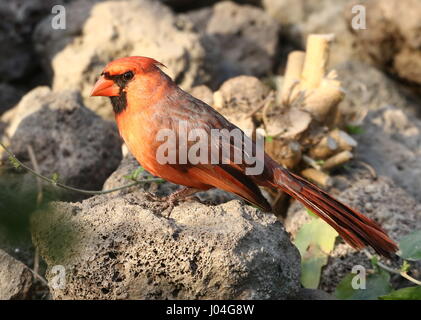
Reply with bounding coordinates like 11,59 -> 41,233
271,167 -> 398,257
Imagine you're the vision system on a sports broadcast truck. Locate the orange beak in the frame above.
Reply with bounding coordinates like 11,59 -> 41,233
90,76 -> 120,97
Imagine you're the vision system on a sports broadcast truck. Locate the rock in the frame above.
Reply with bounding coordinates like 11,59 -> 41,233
160,0 -> 196,7
34,0 -> 279,118
214,75 -> 270,132
33,0 -> 208,119
4,87 -> 122,192
2,86 -> 52,138
335,61 -> 419,121
0,249 -> 33,299
185,1 -> 280,87
0,0 -> 59,82
0,83 -> 23,115
32,192 -> 301,299
217,76 -> 270,110
159,0 -> 218,10
0,1 -> 60,32
289,288 -> 337,300
189,85 -> 214,107
33,0 -> 103,73
0,0 -> 56,121
103,154 -> 148,190
345,0 -> 421,86
102,153 -> 178,196
285,169 -> 421,292
0,18 -> 28,80
263,0 -> 354,67
300,1 -> 354,67
0,120 -> 5,137
356,106 -> 421,202
394,48 -> 421,87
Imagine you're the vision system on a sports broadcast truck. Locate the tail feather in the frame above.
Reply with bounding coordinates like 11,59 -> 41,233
272,168 -> 398,257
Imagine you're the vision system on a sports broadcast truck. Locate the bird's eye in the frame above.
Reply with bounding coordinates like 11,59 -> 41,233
123,71 -> 134,81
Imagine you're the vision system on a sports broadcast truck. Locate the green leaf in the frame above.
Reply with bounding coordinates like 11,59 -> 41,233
346,124 -> 364,135
398,229 -> 421,261
370,255 -> 379,270
305,208 -> 319,219
265,136 -> 274,143
51,173 -> 59,185
342,164 -> 351,171
295,218 -> 338,255
8,156 -> 20,169
300,245 -> 328,289
335,269 -> 392,300
400,260 -> 410,273
124,166 -> 145,181
132,166 -> 145,179
379,286 -> 421,300
294,218 -> 338,288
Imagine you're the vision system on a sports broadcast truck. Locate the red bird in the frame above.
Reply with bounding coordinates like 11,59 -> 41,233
91,56 -> 398,257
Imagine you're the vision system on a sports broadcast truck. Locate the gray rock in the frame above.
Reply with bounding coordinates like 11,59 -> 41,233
285,169 -> 421,292
102,153 -> 178,196
0,249 -> 33,299
2,86 -> 55,138
0,0 -> 60,82
34,0 -> 279,118
0,83 -> 23,115
33,0 -> 100,68
214,75 -> 270,132
189,85 -> 214,107
185,1 -> 280,87
34,0 -> 208,119
357,106 -> 421,202
345,0 -> 421,86
32,192 -> 301,299
335,61 -> 419,120
289,288 -> 337,300
159,0 -> 218,9
5,87 -> 122,192
0,120 -> 5,137
217,75 -> 270,110
0,0 -> 57,123
263,0 -> 353,67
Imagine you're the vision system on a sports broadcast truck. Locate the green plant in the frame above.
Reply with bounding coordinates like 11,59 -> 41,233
345,124 -> 364,135
294,211 -> 338,288
0,141 -> 164,196
294,207 -> 421,298
334,229 -> 421,300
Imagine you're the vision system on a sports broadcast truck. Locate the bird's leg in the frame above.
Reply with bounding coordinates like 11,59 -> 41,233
145,187 -> 201,218
165,186 -> 201,202
144,192 -> 163,202
162,187 -> 201,217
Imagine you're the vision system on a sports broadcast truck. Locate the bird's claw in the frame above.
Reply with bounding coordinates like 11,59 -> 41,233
144,190 -> 200,218
143,192 -> 176,218
144,192 -> 162,202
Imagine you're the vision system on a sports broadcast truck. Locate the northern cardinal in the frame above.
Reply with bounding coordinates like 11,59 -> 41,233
91,56 -> 397,257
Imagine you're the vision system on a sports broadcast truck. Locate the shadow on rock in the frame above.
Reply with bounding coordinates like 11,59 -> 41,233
32,191 -> 301,299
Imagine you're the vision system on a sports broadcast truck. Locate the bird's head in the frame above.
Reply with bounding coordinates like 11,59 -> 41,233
90,56 -> 166,113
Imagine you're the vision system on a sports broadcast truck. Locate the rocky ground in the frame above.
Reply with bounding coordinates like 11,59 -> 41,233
0,0 -> 420,300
